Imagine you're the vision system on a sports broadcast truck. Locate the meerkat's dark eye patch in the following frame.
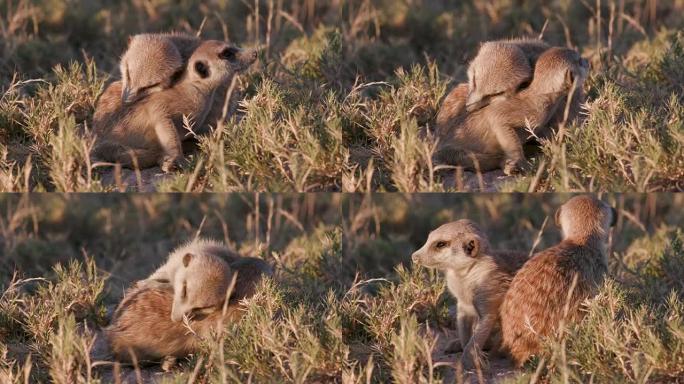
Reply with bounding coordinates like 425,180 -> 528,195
181,282 -> 187,299
194,61 -> 210,78
434,241 -> 449,250
219,46 -> 239,61
463,239 -> 479,257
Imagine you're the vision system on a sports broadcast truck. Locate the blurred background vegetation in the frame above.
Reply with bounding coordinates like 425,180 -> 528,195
1,0 -> 683,191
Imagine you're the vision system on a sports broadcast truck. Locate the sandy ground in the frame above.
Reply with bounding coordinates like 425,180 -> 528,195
430,328 -> 518,384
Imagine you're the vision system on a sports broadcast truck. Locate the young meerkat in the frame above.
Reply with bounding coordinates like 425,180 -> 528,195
106,254 -> 272,363
92,40 -> 257,172
411,220 -> 529,369
120,33 -> 201,105
500,195 -> 617,367
434,47 -> 589,175
465,38 -> 550,112
139,238 -> 237,322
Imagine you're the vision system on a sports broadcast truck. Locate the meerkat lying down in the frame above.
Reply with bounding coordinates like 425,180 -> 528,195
434,47 -> 589,175
465,38 -> 550,112
138,239 -> 236,322
106,239 -> 272,363
120,33 -> 201,105
411,220 -> 528,370
500,195 -> 616,367
92,40 -> 257,172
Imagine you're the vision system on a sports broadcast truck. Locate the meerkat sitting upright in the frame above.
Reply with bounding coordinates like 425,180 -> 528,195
106,249 -> 272,363
120,33 -> 201,104
138,238 -> 239,322
92,40 -> 257,172
500,195 -> 616,367
465,38 -> 550,112
411,220 -> 529,369
434,47 -> 589,175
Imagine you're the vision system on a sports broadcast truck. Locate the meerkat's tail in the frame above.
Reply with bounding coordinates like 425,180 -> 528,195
92,141 -> 160,170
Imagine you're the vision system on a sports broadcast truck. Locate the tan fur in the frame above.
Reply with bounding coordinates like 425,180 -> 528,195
500,195 -> 617,367
140,238 -> 236,322
411,220 -> 528,369
106,253 -> 272,363
435,47 -> 589,175
466,38 -> 551,112
93,40 -> 257,172
120,33 -> 201,104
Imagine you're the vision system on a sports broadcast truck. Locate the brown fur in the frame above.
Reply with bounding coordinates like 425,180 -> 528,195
120,33 -> 201,104
412,220 -> 528,369
434,47 -> 589,175
500,195 -> 617,367
106,255 -> 272,363
93,40 -> 256,172
466,38 -> 551,112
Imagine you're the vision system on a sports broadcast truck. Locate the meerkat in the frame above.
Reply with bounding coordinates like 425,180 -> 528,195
138,238 -> 242,322
499,195 -> 617,367
411,220 -> 529,369
434,47 -> 589,175
120,33 -> 201,105
106,255 -> 272,363
465,38 -> 550,112
92,40 -> 257,172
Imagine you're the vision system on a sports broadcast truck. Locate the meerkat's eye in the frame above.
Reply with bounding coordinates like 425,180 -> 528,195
194,61 -> 210,78
181,281 -> 187,299
219,47 -> 239,61
435,241 -> 449,249
138,82 -> 160,94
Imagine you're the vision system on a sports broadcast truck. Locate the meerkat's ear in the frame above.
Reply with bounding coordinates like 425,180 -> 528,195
182,253 -> 193,267
463,237 -> 480,258
610,207 -> 618,227
127,35 -> 133,46
554,207 -> 562,227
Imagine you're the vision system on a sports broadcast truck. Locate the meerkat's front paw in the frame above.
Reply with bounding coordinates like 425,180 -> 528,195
502,158 -> 523,176
460,346 -> 486,372
161,356 -> 177,371
160,156 -> 182,173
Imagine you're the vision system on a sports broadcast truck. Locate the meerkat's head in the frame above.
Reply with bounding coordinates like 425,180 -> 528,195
412,220 -> 492,271
184,40 -> 257,90
555,195 -> 617,244
530,47 -> 590,96
120,34 -> 185,105
466,42 -> 532,112
171,252 -> 232,322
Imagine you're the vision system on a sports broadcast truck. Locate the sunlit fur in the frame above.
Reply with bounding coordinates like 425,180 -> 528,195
93,40 -> 257,172
412,219 -> 528,369
500,195 -> 616,367
435,47 -> 589,175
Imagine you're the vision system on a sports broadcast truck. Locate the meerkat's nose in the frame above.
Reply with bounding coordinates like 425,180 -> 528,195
411,251 -> 420,263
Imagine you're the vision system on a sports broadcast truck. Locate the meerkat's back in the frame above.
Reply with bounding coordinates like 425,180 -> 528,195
120,33 -> 201,104
466,38 -> 550,111
106,254 -> 273,363
500,195 -> 616,367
